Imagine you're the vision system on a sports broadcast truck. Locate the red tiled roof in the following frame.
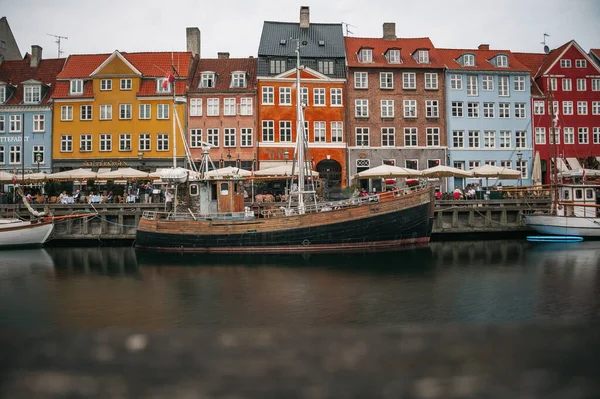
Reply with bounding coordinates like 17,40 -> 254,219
590,49 -> 600,59
189,57 -> 258,93
512,52 -> 546,74
0,58 -> 65,105
344,37 -> 445,69
437,48 -> 530,72
138,79 -> 188,96
532,41 -> 572,78
52,81 -> 95,99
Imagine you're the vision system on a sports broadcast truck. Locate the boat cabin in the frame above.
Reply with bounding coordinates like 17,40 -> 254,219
188,179 -> 246,216
558,184 -> 600,217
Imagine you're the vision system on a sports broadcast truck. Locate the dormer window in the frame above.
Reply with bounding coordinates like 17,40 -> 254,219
231,72 -> 246,88
387,49 -> 401,64
24,84 -> 41,104
156,78 -> 172,93
417,50 -> 429,64
269,59 -> 286,74
496,55 -> 508,67
0,84 -> 6,103
200,72 -> 216,88
318,60 -> 334,75
463,54 -> 475,66
70,79 -> 83,95
359,48 -> 373,63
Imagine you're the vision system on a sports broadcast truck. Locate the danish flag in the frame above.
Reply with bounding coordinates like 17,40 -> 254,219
162,73 -> 175,89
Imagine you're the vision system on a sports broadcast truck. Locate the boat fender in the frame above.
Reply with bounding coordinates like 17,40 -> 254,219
557,204 -> 563,210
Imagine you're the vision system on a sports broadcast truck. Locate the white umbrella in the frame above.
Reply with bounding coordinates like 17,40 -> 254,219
254,164 -> 319,177
471,164 -> 521,179
205,166 -> 251,178
0,171 -> 15,182
97,167 -> 149,179
421,165 -> 473,178
47,168 -> 97,180
16,172 -> 49,182
356,164 -> 422,179
532,151 -> 542,186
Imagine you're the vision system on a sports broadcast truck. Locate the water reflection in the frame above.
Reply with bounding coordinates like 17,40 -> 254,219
0,240 -> 598,329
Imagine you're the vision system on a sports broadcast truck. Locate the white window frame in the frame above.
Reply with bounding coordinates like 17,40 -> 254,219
100,104 -> 112,120
207,129 -> 219,147
402,72 -> 416,89
535,127 -> 546,145
239,98 -> 253,115
563,127 -> 574,144
190,129 -> 202,148
139,133 -> 151,151
426,100 -> 439,118
279,121 -> 292,142
563,101 -> 573,115
330,88 -> 342,106
483,102 -> 495,118
592,101 -> 600,115
224,128 -> 236,147
359,48 -> 373,63
450,74 -> 462,90
577,78 -> 587,91
279,87 -> 292,105
157,104 -> 170,120
499,131 -> 512,148
467,75 -> 478,96
562,78 -> 572,91
331,122 -> 343,143
224,98 -> 236,116
593,127 -> 600,145
24,85 -> 41,103
80,134 -> 92,152
100,79 -> 112,91
514,76 -> 525,91
207,98 -> 219,116
578,127 -> 589,144
32,114 -> 45,132
241,128 -> 253,147
355,99 -> 369,118
355,127 -> 369,146
468,130 -> 480,148
61,105 -> 73,121
313,121 -> 326,142
119,104 -> 132,120
560,59 -> 571,68
451,101 -> 463,117
482,75 -> 494,91
70,80 -> 83,95
190,98 -> 202,116
514,103 -> 526,119
498,103 -> 510,118
426,127 -> 440,147
231,72 -> 246,88
452,130 -> 464,148
387,49 -> 400,63
9,145 -> 21,164
381,127 -> 395,147
61,135 -> 73,152
313,88 -> 326,106
467,102 -> 479,118
262,86 -> 274,104
262,120 -> 274,142
120,78 -> 132,90
380,72 -> 394,89
498,76 -> 510,96
119,134 -> 132,151
403,100 -> 417,118
9,115 -> 21,132
354,72 -> 368,89
484,130 -> 496,148
578,101 -> 588,115
417,50 -> 429,64
80,105 -> 92,121
463,54 -> 475,66
157,133 -> 170,151
403,127 -> 418,147
575,59 -> 587,68
515,130 -> 526,148
200,73 -> 216,88
424,73 -> 438,89
380,99 -> 394,118
534,101 -> 545,115
156,78 -> 171,93
139,104 -> 151,120
496,55 -> 508,67
99,134 -> 112,152
592,79 -> 600,91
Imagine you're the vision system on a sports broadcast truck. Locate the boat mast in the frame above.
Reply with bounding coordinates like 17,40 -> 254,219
548,85 -> 559,215
295,39 -> 305,213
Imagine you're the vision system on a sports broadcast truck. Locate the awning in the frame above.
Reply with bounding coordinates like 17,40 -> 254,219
596,156 -> 600,164
97,168 -> 112,174
554,158 -> 569,172
566,157 -> 582,171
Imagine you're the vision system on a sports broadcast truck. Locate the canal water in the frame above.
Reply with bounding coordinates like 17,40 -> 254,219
1,240 -> 599,329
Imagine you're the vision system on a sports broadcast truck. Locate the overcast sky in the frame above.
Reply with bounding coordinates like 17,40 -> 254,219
2,0 -> 599,59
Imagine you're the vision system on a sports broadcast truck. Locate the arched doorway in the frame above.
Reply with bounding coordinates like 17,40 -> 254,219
316,159 -> 342,188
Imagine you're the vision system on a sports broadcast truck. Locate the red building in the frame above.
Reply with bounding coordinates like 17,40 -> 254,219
515,41 -> 600,184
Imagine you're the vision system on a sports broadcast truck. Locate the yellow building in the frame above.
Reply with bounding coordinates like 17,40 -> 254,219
51,50 -> 192,171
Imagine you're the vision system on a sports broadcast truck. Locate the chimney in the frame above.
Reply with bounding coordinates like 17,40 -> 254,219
186,27 -> 201,57
218,52 -> 230,59
300,6 -> 310,29
383,23 -> 396,40
478,44 -> 490,50
30,45 -> 42,68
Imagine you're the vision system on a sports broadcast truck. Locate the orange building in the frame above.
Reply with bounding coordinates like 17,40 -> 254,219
51,50 -> 193,171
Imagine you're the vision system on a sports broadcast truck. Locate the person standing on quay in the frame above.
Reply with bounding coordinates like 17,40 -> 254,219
165,189 -> 174,213
144,182 -> 152,203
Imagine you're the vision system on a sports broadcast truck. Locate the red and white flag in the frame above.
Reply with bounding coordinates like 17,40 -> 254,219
162,73 -> 175,89
582,168 -> 586,181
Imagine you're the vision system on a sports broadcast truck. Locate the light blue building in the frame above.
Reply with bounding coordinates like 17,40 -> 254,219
439,46 -> 533,190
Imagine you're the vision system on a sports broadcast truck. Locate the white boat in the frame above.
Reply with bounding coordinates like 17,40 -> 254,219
524,183 -> 600,237
0,218 -> 54,249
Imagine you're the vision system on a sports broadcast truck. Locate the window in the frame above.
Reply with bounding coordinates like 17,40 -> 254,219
314,121 -> 326,142
301,87 -> 309,106
514,103 -> 526,118
157,133 -> 169,151
32,115 -> 45,132
453,161 -> 465,170
9,115 -> 22,132
224,128 -> 236,147
498,76 -> 509,96
578,101 -> 588,115
467,102 -> 479,118
331,122 -> 343,142
100,104 -> 112,120
156,78 -> 171,93
314,88 -> 326,105
450,74 -> 463,90
549,78 -> 557,92
241,128 -> 253,147
61,105 -> 73,121
240,98 -> 253,115
317,60 -> 334,75
496,55 -> 508,67
70,80 -> 83,94
575,59 -> 586,68
499,131 -> 511,148
499,103 -> 510,118
207,98 -> 219,116
139,133 -> 151,151
577,78 -> 586,91
359,48 -> 373,63
99,134 -> 112,151
482,75 -> 494,91
269,59 -> 286,74
403,73 -> 416,89
190,129 -> 202,148
426,100 -> 439,118
262,120 -> 274,142
120,79 -> 132,90
80,105 -> 92,120
406,160 -> 418,170
560,59 -> 571,68
562,78 -> 572,91
467,75 -> 478,96
535,128 -> 546,145
426,127 -> 440,146
563,101 -> 573,115
469,161 -> 481,170
0,147 -> 4,163
425,73 -> 438,89
417,50 -> 429,64
0,85 -> 5,103
139,104 -> 151,119
516,161 -> 527,179
355,99 -> 369,117
463,54 -> 475,66
330,88 -> 342,106
280,121 -> 292,142
190,98 -> 202,116
514,76 -> 525,91
403,100 -> 417,118
485,160 -> 497,167
157,104 -> 169,119
30,146 -> 43,164
594,127 -> 600,144
207,129 -> 219,147
24,85 -> 41,103
61,135 -> 72,152
404,127 -> 418,147
119,134 -> 131,151
451,101 -> 463,117
119,104 -> 131,120
387,49 -> 401,63
355,127 -> 369,146
80,134 -> 92,152
484,130 -> 496,148
534,101 -> 545,115
452,131 -> 464,148
593,101 -> 600,115
550,101 -> 559,116
100,79 -> 112,91
262,86 -> 274,104
0,115 -> 3,132
200,73 -> 216,88
381,100 -> 394,118
380,72 -> 394,89
354,72 -> 368,89
483,102 -> 495,118
9,145 -> 21,164
231,72 -> 246,88
356,159 -> 370,172
224,98 -> 236,116
279,87 -> 291,105
550,127 -> 560,144
515,131 -> 526,148
468,130 -> 480,148
500,160 -> 512,169
593,79 -> 600,91
382,127 -> 395,147
578,127 -> 589,144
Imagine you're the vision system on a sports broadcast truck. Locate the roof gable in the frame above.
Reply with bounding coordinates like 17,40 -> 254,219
276,67 -> 329,80
189,57 -> 257,93
541,40 -> 600,76
345,37 -> 444,69
0,58 -> 65,105
438,48 -> 529,72
91,50 -> 142,76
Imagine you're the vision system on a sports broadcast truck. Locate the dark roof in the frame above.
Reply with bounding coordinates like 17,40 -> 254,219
345,37 -> 444,69
258,21 -> 345,58
189,57 -> 258,93
0,57 -> 66,105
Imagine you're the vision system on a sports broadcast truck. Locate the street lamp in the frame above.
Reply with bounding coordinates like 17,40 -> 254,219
517,151 -> 523,186
34,152 -> 42,172
283,149 -> 289,164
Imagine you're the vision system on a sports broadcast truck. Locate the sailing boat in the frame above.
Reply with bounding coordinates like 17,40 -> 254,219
135,42 -> 435,253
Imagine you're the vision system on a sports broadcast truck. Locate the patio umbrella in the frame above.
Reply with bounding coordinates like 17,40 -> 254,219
0,171 -> 16,183
16,172 -> 49,183
47,168 -> 98,181
254,164 -> 319,177
532,151 -> 542,186
96,167 -> 150,180
205,166 -> 251,178
421,165 -> 473,193
356,164 -> 422,179
472,164 -> 521,188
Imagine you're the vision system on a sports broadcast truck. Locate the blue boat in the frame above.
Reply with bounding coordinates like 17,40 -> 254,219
527,236 -> 584,243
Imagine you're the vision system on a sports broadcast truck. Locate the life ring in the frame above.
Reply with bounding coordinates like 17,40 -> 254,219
302,239 -> 310,246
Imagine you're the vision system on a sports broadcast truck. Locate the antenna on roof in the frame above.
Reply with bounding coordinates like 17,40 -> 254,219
47,33 -> 68,57
541,33 -> 550,54
341,21 -> 357,37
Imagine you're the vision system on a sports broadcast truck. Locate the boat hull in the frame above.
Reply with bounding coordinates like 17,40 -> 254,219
136,189 -> 434,253
524,214 -> 600,237
0,220 -> 54,248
